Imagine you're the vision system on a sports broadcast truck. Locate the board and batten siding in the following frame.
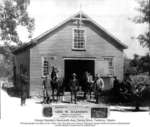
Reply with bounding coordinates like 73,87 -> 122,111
29,21 -> 124,96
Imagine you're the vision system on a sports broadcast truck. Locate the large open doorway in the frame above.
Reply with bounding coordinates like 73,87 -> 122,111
64,59 -> 94,90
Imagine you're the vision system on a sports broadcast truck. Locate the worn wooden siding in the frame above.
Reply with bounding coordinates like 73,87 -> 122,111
15,49 -> 30,96
30,21 -> 124,96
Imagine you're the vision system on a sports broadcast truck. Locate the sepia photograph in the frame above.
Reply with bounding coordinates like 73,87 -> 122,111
0,0 -> 150,126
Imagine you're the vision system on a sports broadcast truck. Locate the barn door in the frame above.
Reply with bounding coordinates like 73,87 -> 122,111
95,59 -> 109,76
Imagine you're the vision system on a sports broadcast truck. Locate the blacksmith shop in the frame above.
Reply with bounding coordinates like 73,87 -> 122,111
13,12 -> 127,97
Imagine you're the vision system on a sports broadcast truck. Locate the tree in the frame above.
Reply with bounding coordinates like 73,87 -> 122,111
0,45 -> 15,78
129,74 -> 150,111
134,0 -> 150,49
130,54 -> 139,67
0,0 -> 34,45
0,0 -> 34,80
125,54 -> 150,110
138,53 -> 150,75
129,53 -> 150,75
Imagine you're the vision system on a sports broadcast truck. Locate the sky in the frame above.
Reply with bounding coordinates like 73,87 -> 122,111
1,0 -> 150,58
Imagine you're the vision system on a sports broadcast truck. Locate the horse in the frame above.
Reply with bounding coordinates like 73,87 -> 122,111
88,75 -> 95,99
82,72 -> 94,100
82,72 -> 89,99
56,77 -> 64,101
50,77 -> 64,102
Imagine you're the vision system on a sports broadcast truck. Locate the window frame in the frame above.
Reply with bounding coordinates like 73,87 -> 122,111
72,28 -> 86,50
41,57 -> 49,77
103,57 -> 114,76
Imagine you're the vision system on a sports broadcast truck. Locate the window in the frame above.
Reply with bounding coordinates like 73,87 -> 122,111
104,58 -> 113,68
104,57 -> 114,76
73,28 -> 86,49
42,57 -> 49,76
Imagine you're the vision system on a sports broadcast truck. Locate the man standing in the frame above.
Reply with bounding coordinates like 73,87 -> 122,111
20,69 -> 28,106
113,76 -> 120,96
95,73 -> 104,104
42,76 -> 50,104
70,73 -> 79,104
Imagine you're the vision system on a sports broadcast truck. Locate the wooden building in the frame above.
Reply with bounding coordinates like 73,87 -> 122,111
13,12 -> 127,97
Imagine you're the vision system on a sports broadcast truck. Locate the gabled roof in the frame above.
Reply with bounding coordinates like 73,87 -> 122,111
13,11 -> 128,54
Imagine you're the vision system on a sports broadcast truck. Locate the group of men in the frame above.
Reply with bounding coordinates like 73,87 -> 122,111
69,72 -> 105,104
41,68 -> 105,104
20,65 -> 105,105
42,69 -> 106,104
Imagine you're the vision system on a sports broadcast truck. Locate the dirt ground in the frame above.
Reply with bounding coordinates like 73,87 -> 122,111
0,88 -> 150,127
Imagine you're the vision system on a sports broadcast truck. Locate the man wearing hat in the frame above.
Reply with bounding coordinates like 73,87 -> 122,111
95,73 -> 104,104
70,73 -> 79,104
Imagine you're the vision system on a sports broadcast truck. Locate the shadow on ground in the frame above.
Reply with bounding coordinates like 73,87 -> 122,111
111,108 -> 149,112
3,87 -> 20,98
